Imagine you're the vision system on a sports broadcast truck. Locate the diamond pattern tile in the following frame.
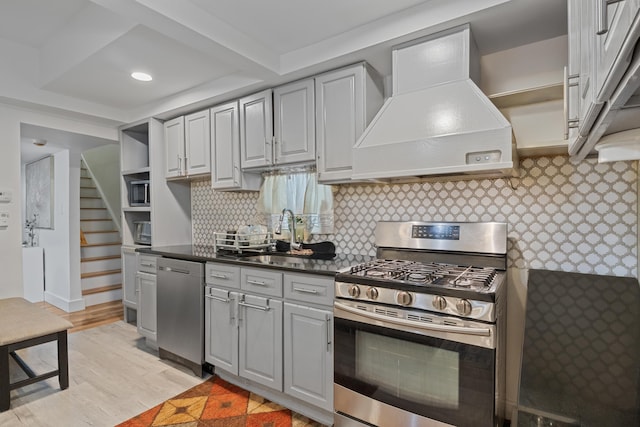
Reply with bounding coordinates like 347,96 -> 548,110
191,156 -> 637,277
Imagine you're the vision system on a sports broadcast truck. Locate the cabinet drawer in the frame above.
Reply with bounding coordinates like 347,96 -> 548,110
206,263 -> 241,289
284,273 -> 334,306
138,255 -> 157,274
241,267 -> 283,297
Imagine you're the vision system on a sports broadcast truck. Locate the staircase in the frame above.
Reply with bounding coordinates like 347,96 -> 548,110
80,163 -> 122,307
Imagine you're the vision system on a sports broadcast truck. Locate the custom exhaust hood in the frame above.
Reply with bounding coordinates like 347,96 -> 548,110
352,24 -> 518,181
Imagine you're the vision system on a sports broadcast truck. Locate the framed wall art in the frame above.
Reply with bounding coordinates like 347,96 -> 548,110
25,155 -> 54,229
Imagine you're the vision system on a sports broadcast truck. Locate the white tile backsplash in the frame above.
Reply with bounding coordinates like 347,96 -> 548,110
192,156 -> 638,277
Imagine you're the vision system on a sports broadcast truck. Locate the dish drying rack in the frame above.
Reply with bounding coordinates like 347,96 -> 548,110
213,231 -> 276,254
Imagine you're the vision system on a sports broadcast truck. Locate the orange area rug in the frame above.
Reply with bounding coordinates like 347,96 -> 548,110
116,375 -> 325,427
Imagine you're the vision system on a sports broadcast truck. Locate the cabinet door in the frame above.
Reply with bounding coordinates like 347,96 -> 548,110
315,66 -> 364,183
240,89 -> 273,169
205,287 -> 239,374
136,271 -> 157,341
595,0 -> 640,102
164,116 -> 185,178
284,303 -> 333,411
122,247 -> 138,308
238,294 -> 283,390
185,110 -> 211,176
211,101 -> 241,189
274,79 -> 316,165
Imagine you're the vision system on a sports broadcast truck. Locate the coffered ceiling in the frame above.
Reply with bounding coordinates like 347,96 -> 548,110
0,0 -> 567,126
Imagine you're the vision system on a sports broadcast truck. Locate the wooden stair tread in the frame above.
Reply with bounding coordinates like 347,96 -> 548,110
80,218 -> 112,222
81,242 -> 121,247
81,255 -> 121,263
83,230 -> 118,234
82,284 -> 122,296
81,269 -> 121,279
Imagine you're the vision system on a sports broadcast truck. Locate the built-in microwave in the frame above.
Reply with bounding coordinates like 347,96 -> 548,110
129,180 -> 150,207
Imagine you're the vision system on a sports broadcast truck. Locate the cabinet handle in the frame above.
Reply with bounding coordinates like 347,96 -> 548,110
210,273 -> 229,280
564,66 -> 580,140
293,287 -> 318,294
140,263 -> 154,268
597,0 -> 624,35
326,314 -> 331,351
177,155 -> 181,174
247,279 -> 267,286
206,294 -> 231,303
239,300 -> 271,311
183,156 -> 188,175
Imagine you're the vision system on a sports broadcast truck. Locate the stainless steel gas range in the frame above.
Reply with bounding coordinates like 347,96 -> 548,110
333,221 -> 507,427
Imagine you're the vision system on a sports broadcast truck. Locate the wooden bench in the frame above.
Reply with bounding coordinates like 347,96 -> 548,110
0,298 -> 73,411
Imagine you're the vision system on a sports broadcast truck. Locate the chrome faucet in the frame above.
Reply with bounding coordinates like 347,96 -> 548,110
275,208 -> 301,251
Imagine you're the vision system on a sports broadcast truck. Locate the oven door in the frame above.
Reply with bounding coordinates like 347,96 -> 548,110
334,300 -> 496,427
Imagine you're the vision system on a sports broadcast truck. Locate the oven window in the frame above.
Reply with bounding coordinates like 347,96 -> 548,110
335,317 -> 495,427
356,331 -> 459,409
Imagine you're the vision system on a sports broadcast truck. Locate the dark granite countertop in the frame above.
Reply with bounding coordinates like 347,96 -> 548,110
136,244 -> 375,276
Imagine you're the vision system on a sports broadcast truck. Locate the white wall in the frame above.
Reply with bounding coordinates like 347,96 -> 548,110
0,102 -> 118,300
82,144 -> 121,231
37,150 -> 84,311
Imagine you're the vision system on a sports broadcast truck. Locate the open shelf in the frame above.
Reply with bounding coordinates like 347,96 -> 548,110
489,83 -> 563,109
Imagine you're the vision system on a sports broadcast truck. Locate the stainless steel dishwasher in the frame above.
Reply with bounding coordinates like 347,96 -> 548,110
157,257 -> 205,377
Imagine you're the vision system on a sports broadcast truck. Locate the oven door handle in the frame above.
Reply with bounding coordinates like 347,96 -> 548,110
334,302 -> 492,336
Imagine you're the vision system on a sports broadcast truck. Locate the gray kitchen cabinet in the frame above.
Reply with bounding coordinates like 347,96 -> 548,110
315,63 -> 384,183
239,89 -> 273,169
136,254 -> 158,343
284,303 -> 333,411
164,110 -> 211,178
210,101 -> 261,191
205,263 -> 284,391
164,116 -> 185,178
136,271 -> 157,342
594,0 -> 640,103
240,79 -> 315,171
273,78 -> 316,166
239,294 -> 283,391
184,109 -> 211,176
566,0 -> 640,158
121,246 -> 138,322
205,286 -> 238,373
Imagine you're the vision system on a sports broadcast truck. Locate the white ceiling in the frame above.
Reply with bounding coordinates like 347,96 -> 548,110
0,0 -> 567,127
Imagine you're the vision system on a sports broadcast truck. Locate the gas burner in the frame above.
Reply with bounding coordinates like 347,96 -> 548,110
407,272 -> 428,281
366,270 -> 387,278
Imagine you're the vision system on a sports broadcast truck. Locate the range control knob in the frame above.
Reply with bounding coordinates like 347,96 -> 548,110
456,299 -> 473,316
396,291 -> 412,306
366,287 -> 379,300
347,285 -> 361,298
432,296 -> 447,310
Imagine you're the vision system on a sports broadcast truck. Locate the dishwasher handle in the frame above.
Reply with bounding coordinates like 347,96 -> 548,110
159,266 -> 191,275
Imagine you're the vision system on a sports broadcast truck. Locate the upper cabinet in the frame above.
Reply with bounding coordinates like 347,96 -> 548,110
210,101 -> 261,191
315,63 -> 384,183
240,79 -> 316,171
240,89 -> 274,169
273,78 -> 316,166
164,110 -> 211,179
566,0 -> 640,158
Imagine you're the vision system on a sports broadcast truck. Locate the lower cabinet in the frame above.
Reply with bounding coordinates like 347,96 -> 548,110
205,263 -> 333,417
205,286 -> 283,390
136,271 -> 157,341
284,303 -> 333,411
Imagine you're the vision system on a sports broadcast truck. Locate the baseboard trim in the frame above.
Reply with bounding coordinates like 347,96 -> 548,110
44,291 -> 86,313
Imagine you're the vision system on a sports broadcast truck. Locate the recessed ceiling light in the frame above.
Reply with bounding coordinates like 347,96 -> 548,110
131,72 -> 152,82
32,138 -> 47,147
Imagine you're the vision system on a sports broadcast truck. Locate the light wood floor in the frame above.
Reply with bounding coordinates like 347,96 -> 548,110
36,300 -> 124,333
0,321 -> 205,426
